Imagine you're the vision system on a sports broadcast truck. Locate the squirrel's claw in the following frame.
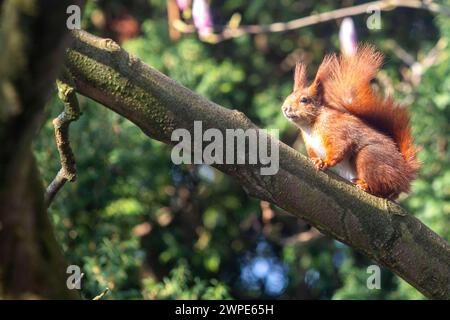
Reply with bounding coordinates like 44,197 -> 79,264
311,157 -> 327,170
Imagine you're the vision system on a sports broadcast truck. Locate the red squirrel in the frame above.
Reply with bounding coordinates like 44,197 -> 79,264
282,44 -> 419,199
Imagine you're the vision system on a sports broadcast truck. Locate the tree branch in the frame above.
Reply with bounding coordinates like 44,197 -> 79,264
64,30 -> 450,299
173,0 -> 450,43
45,76 -> 81,207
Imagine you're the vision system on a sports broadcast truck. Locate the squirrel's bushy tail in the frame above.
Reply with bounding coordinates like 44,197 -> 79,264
319,44 -> 419,182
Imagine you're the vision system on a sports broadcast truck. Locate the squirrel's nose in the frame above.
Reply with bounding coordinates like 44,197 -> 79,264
282,103 -> 291,113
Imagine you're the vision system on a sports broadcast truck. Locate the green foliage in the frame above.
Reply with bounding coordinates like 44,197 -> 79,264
142,260 -> 231,300
33,0 -> 448,299
405,7 -> 450,239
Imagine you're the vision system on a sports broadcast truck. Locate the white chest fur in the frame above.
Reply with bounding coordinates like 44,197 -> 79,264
301,128 -> 356,182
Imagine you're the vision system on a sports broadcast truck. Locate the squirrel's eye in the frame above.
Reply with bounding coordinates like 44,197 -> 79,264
300,97 -> 309,104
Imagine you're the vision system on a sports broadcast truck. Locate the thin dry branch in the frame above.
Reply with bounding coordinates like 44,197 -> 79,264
380,38 -> 448,105
281,228 -> 323,246
93,287 -> 109,300
45,78 -> 81,207
173,0 -> 449,43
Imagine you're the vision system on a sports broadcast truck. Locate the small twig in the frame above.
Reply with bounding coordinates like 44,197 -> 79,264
167,0 -> 181,41
45,75 -> 81,207
397,38 -> 446,88
385,39 -> 417,66
93,287 -> 109,300
281,227 -> 323,246
377,37 -> 447,106
45,170 -> 69,207
410,37 -> 447,85
173,0 -> 449,43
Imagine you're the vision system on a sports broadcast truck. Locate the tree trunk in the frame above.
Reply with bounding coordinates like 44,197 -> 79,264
0,0 -> 81,299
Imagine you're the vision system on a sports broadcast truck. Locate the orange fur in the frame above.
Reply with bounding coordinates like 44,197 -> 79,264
282,44 -> 420,199
320,45 -> 419,178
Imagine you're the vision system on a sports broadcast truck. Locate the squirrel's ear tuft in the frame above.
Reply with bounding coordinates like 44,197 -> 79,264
308,53 -> 337,99
308,79 -> 324,99
294,62 -> 307,91
316,53 -> 337,80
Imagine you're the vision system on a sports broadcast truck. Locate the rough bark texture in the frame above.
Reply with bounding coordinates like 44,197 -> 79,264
64,30 -> 450,299
0,0 -> 81,299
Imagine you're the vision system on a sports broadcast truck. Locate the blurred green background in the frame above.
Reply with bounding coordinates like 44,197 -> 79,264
34,0 -> 449,299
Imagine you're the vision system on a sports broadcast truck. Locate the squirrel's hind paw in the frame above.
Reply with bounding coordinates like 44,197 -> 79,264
310,157 -> 327,170
352,178 -> 370,192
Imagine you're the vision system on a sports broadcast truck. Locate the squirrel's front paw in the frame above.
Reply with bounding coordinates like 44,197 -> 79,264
311,157 -> 327,170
